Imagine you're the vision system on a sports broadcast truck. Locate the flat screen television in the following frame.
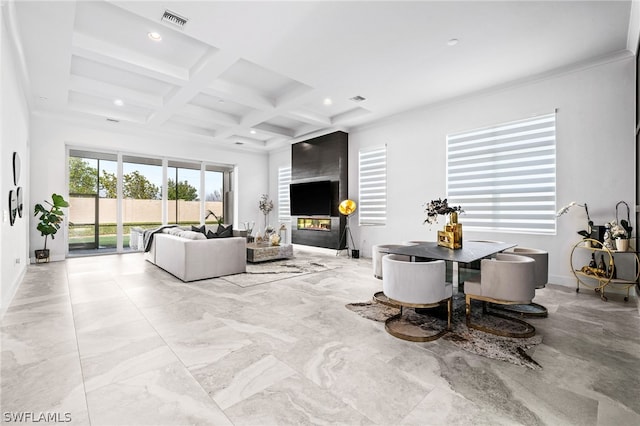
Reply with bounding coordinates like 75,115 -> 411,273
289,180 -> 332,216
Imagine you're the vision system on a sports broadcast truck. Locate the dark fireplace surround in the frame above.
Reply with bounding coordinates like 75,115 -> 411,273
291,131 -> 348,249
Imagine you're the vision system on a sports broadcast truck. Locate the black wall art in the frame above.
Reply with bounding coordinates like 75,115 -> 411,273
13,152 -> 20,185
9,189 -> 17,226
16,187 -> 23,218
9,152 -> 22,226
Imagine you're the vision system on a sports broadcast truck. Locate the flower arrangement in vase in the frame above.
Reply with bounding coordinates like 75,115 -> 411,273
424,198 -> 463,249
556,202 -> 593,243
258,194 -> 274,242
610,220 -> 632,252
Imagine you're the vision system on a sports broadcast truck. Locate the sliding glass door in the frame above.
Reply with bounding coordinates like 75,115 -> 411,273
167,161 -> 201,225
68,151 -> 117,252
122,156 -> 163,241
205,166 -> 224,225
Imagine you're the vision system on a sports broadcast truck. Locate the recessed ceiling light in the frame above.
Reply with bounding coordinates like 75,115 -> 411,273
323,98 -> 333,106
250,130 -> 257,135
113,99 -> 124,106
447,38 -> 459,46
148,32 -> 162,41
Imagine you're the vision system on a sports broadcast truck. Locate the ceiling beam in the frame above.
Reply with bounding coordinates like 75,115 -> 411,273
69,75 -> 164,109
147,49 -> 239,126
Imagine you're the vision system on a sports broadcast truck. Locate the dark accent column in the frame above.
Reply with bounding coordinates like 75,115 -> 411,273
291,131 -> 348,249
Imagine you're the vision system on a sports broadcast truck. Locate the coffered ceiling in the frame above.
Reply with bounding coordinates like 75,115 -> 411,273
8,0 -> 634,152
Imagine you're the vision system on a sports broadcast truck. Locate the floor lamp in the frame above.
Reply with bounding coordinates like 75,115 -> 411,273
337,199 -> 358,258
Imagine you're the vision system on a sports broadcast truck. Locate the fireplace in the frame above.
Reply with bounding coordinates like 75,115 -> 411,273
297,217 -> 331,231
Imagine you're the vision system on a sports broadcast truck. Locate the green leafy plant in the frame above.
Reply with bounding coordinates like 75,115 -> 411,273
34,193 -> 69,251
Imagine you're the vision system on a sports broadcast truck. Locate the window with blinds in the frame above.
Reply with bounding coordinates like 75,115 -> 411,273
278,166 -> 291,222
446,113 -> 556,234
359,146 -> 387,225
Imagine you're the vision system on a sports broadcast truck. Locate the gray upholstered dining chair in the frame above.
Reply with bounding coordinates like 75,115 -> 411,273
372,244 -> 412,279
458,240 -> 507,284
382,254 -> 452,342
502,246 -> 549,317
464,253 -> 537,338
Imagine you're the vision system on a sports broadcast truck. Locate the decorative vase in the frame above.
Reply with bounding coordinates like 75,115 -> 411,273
615,238 -> 629,252
437,212 -> 463,249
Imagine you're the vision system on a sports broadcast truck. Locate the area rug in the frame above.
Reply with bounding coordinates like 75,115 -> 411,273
346,294 -> 543,369
221,252 -> 341,287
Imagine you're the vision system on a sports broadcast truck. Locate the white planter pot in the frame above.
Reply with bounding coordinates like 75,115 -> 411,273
615,238 -> 629,252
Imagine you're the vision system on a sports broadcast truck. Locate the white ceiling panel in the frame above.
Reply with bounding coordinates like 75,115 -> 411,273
217,59 -> 313,104
188,93 -> 255,118
74,0 -> 212,70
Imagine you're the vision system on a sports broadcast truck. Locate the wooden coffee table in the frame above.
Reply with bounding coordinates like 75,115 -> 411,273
246,243 -> 293,263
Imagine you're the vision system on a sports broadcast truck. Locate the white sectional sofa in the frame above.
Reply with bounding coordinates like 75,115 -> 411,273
145,230 -> 246,281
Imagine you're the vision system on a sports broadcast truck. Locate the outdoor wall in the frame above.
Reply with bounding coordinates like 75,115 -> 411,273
345,54 -> 635,290
29,116 -> 269,262
1,8 -> 31,316
68,197 -> 223,224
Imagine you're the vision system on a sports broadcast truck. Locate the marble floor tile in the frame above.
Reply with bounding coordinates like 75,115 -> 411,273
2,250 -> 639,425
223,375 -> 375,425
85,359 -> 232,426
79,328 -> 173,386
72,296 -> 146,333
1,350 -> 89,424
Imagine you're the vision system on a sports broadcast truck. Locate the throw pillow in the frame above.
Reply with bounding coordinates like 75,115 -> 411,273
206,229 -> 220,239
216,224 -> 233,238
191,224 -> 206,235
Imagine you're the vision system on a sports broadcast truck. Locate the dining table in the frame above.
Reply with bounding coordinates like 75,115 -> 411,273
385,240 -> 516,286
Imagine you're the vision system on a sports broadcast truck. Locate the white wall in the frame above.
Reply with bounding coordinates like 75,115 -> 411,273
1,7 -> 31,316
29,115 -> 269,262
348,55 -> 635,288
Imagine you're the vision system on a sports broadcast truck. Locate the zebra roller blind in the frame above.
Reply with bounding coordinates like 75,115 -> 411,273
278,166 -> 291,222
359,145 -> 387,225
446,113 -> 556,234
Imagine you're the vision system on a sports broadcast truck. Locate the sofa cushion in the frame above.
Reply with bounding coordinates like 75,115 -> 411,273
191,224 -> 206,235
165,227 -> 184,236
178,230 -> 207,240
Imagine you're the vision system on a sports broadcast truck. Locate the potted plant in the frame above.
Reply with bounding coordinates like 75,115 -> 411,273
611,220 -> 632,252
33,193 -> 69,262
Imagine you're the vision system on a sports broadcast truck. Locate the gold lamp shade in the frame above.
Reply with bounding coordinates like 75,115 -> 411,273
339,199 -> 357,216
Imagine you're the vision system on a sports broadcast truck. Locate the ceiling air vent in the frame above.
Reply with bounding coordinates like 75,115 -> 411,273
161,10 -> 188,29
106,118 -> 120,123
350,95 -> 366,102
